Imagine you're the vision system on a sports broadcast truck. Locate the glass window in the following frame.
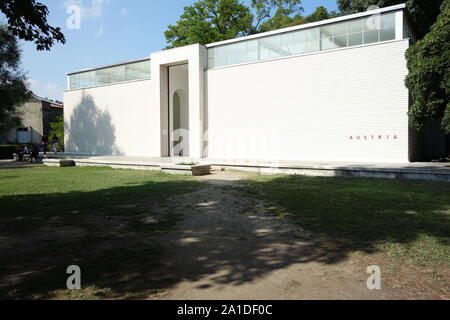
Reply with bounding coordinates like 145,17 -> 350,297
348,19 -> 362,33
270,46 -> 285,58
279,34 -> 292,55
281,32 -> 294,47
334,35 -> 348,48
202,11 -> 397,69
237,42 -> 249,64
320,25 -> 333,39
293,29 -> 306,43
89,71 -> 99,87
364,15 -> 380,31
111,65 -> 126,82
305,40 -> 320,53
321,37 -> 336,50
381,12 -> 395,28
69,60 -> 150,90
259,37 -> 272,60
215,46 -> 228,67
305,28 -> 319,41
96,69 -> 111,85
259,46 -> 270,60
269,34 -> 281,48
348,32 -> 363,46
333,22 -> 348,36
69,73 -> 80,89
247,40 -> 259,61
380,27 -> 395,41
227,43 -> 239,65
127,61 -> 151,80
364,30 -> 379,44
208,47 -> 216,68
79,72 -> 89,88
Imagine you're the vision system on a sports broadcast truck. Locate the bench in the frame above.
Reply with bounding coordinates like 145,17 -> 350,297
13,153 -> 30,162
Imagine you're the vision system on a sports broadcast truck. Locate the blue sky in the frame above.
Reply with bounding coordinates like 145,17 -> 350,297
16,0 -> 338,101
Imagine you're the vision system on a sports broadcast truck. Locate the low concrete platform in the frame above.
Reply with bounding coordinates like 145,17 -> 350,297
41,154 -> 450,182
42,156 -> 211,176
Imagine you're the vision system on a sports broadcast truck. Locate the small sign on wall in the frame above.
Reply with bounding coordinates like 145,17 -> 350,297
349,134 -> 399,141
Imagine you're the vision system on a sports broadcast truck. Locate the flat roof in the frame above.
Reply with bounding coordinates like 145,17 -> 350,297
67,57 -> 150,76
206,3 -> 406,48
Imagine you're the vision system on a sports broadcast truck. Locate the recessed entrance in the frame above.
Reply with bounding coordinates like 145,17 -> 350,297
168,64 -> 189,157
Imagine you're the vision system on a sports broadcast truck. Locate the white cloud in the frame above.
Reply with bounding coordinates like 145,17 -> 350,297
63,0 -> 110,20
27,79 -> 64,101
27,78 -> 39,90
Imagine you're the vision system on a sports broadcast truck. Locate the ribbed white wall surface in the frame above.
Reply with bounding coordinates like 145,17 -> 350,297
64,79 -> 158,156
205,40 -> 410,162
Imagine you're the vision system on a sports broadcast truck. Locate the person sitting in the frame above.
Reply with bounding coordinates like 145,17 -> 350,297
23,145 -> 30,161
17,145 -> 25,162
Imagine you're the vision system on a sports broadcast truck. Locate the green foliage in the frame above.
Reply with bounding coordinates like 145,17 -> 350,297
165,0 -> 309,47
305,6 -> 337,22
165,0 -> 443,47
49,115 -> 64,150
0,26 -> 29,134
405,0 -> 450,133
238,174 -> 450,266
165,0 -> 253,48
337,0 -> 443,39
252,0 -> 304,32
278,6 -> 339,29
0,0 -> 65,51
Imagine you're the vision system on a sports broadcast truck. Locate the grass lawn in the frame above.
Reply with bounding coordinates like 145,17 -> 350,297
1,166 -> 449,299
0,166 -> 201,299
237,175 -> 450,294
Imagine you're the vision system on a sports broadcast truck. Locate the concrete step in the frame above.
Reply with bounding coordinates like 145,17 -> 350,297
42,158 -> 211,176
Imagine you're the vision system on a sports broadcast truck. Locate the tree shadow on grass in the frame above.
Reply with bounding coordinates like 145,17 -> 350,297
0,176 -> 200,299
237,175 -> 450,264
0,174 -> 449,299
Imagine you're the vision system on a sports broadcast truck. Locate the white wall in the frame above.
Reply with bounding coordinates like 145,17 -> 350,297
205,40 -> 410,163
151,44 -> 207,158
64,79 -> 159,156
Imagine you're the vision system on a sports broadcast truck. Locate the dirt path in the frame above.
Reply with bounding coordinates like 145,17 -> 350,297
152,171 -> 408,300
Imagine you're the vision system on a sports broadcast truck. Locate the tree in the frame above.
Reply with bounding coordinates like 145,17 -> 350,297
0,1 -> 64,141
0,26 -> 29,135
305,6 -> 338,23
279,6 -> 339,29
337,0 -> 443,39
0,0 -> 65,51
165,0 -> 253,48
405,0 -> 450,133
49,116 -> 64,151
164,0 -> 308,47
251,0 -> 304,32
